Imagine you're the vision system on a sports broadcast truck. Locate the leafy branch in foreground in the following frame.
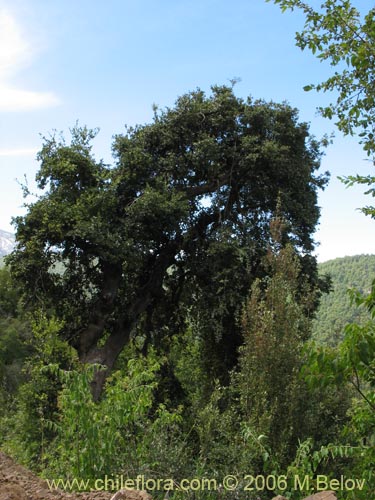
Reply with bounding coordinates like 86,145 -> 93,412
268,0 -> 375,157
300,282 -> 375,498
267,0 -> 375,219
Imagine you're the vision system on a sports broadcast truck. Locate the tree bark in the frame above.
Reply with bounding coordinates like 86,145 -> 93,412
79,239 -> 181,400
78,261 -> 122,356
81,318 -> 132,401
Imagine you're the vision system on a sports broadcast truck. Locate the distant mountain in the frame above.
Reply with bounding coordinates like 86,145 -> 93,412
0,229 -> 15,257
312,254 -> 375,345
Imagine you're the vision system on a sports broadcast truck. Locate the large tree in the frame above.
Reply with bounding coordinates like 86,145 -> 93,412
8,85 -> 328,399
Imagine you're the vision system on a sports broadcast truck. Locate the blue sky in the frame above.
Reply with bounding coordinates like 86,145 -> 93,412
0,0 -> 374,261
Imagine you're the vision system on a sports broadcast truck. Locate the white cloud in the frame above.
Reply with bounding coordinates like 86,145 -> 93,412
0,85 -> 60,111
0,6 -> 60,111
0,8 -> 31,79
0,146 -> 38,156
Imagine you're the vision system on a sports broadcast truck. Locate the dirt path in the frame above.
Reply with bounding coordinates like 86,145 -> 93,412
0,452 -> 150,500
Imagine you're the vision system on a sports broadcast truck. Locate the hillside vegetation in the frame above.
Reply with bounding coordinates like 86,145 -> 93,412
312,254 -> 375,345
1,87 -> 374,499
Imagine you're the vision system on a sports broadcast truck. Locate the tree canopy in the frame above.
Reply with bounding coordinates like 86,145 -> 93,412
8,85 -> 328,398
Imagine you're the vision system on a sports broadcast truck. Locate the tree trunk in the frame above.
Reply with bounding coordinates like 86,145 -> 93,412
81,320 -> 132,401
78,241 -> 181,400
78,261 -> 122,356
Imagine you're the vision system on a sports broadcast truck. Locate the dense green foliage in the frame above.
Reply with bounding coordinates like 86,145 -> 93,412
7,85 -> 328,400
236,239 -> 348,471
0,267 -> 32,411
312,254 -> 375,344
302,284 -> 375,498
1,235 -> 355,499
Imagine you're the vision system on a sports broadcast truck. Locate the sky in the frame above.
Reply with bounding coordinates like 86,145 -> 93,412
0,0 -> 374,262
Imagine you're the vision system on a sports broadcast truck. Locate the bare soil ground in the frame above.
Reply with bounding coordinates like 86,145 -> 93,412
0,452 -> 150,500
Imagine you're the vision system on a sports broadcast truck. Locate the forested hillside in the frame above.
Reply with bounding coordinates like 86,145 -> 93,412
312,255 -> 375,345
